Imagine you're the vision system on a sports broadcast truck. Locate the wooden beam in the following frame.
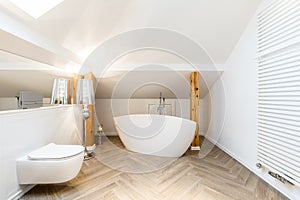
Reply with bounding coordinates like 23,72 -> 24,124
67,79 -> 72,104
86,104 -> 95,147
190,72 -> 200,148
84,72 -> 96,148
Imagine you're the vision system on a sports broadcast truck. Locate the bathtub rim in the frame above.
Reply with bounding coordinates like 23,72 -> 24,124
113,114 -> 196,124
113,114 -> 196,140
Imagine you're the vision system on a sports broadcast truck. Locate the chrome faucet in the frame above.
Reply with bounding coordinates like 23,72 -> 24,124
157,92 -> 166,115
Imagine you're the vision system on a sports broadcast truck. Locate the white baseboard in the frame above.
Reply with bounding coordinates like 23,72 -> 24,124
9,184 -> 35,200
104,132 -> 118,136
203,135 -> 218,144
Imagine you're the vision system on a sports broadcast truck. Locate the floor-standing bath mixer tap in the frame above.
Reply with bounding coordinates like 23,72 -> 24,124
157,92 -> 166,115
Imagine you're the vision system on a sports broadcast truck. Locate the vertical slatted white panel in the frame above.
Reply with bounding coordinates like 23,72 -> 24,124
258,0 -> 300,186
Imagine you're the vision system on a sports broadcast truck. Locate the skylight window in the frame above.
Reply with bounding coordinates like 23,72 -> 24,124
10,0 -> 64,19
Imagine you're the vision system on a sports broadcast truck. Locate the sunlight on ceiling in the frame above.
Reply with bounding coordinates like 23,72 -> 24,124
63,61 -> 81,74
10,0 -> 64,19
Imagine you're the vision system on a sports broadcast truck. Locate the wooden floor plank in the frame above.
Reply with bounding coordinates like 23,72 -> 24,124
21,136 -> 288,200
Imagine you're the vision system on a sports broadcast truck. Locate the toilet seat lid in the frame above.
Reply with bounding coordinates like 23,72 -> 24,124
28,143 -> 84,160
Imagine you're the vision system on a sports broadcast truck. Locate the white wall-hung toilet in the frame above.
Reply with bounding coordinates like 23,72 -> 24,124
16,143 -> 84,184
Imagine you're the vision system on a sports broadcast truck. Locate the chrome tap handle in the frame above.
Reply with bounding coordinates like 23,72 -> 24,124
159,92 -> 162,104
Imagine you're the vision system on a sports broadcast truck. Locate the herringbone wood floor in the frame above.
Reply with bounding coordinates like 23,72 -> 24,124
21,136 -> 288,200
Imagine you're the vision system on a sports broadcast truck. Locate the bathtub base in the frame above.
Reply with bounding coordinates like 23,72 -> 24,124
114,114 -> 196,158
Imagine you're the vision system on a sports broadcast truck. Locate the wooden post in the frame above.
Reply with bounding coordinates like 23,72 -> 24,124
86,104 -> 95,147
67,79 -> 72,104
190,72 -> 200,149
84,72 -> 96,148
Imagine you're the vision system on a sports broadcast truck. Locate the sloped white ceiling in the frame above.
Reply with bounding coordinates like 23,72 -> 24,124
0,0 -> 262,98
0,0 -> 262,63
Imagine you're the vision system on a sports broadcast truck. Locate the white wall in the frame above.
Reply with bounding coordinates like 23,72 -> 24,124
0,105 -> 82,200
95,98 -> 208,136
206,1 -> 300,199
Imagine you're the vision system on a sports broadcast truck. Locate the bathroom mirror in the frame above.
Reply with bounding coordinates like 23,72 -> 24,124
0,50 -> 72,111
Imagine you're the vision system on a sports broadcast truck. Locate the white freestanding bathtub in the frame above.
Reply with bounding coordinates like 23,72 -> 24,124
113,114 -> 196,157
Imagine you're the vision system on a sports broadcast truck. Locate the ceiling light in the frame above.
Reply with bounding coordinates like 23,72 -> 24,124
10,0 -> 64,19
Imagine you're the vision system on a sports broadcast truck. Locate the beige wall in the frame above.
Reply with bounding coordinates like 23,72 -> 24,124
95,98 -> 209,136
